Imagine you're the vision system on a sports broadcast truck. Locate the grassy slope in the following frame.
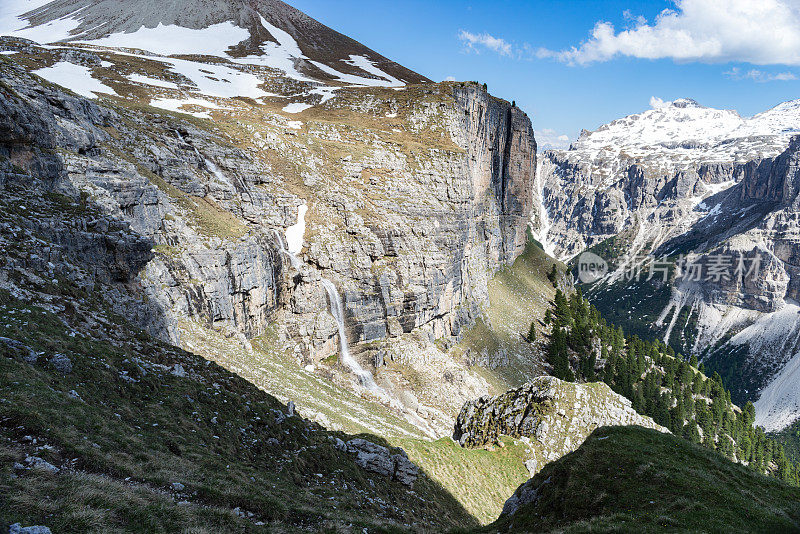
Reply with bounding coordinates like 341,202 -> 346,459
455,239 -> 561,393
0,290 -> 477,533
483,426 -> 800,534
399,436 -> 531,526
386,240 -> 563,524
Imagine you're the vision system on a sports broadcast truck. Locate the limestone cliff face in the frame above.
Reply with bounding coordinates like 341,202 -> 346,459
1,65 -> 291,344
538,149 -> 747,261
281,82 -> 537,363
453,85 -> 536,265
0,57 -> 536,389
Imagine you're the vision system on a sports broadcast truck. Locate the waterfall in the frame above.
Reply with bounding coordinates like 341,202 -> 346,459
174,130 -> 233,190
271,206 -> 381,392
320,279 -> 380,392
273,229 -> 302,269
535,157 -> 555,257
203,157 -> 234,189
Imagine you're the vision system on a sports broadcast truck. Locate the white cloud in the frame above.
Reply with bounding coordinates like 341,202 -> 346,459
539,0 -> 800,66
536,129 -> 573,150
724,66 -> 798,82
459,30 -> 513,57
444,75 -> 457,82
650,96 -> 670,109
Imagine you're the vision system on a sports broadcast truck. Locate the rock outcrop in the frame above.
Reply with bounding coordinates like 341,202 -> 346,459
334,437 -> 419,487
453,376 -> 667,475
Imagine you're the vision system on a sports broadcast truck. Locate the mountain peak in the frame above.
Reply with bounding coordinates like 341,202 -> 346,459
1,0 -> 429,86
669,97 -> 702,109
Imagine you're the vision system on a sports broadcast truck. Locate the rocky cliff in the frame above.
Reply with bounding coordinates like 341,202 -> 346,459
536,98 -> 800,261
0,15 -> 536,436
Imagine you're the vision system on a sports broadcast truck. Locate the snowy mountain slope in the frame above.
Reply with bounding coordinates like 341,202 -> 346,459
0,0 -> 428,86
566,98 -> 800,181
536,97 -> 800,260
534,98 -> 800,432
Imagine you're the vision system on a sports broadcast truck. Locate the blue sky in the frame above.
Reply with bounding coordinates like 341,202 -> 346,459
289,0 -> 800,148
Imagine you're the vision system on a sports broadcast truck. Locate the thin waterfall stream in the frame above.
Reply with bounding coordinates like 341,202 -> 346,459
273,207 -> 381,393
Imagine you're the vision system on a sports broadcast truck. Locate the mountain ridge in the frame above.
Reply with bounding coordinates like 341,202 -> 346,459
2,0 -> 430,86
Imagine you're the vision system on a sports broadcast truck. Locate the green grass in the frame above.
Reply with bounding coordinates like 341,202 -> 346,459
482,426 -> 800,533
455,238 -> 562,391
0,289 -> 476,533
399,436 -> 531,525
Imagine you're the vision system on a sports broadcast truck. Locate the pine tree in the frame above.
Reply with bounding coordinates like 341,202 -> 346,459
528,322 -> 537,343
553,289 -> 571,327
547,264 -> 558,286
548,326 -> 575,382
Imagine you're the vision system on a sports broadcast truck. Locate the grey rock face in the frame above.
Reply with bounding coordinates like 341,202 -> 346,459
652,137 -> 800,414
8,524 -> 53,534
170,364 -> 186,378
23,456 -> 59,473
0,337 -> 37,363
0,62 -> 536,364
501,475 -> 549,517
49,353 -> 72,374
344,438 -> 419,487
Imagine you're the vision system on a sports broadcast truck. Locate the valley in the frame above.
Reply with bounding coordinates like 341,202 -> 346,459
1,0 -> 800,532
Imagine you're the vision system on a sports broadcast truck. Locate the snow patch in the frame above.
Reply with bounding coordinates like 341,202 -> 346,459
126,73 -> 178,90
310,58 -> 403,87
283,102 -> 313,114
32,61 -> 116,99
80,22 -> 249,57
229,15 -> 313,82
149,97 -> 222,119
285,204 -> 307,255
0,1 -> 82,43
342,54 -> 404,87
165,58 -> 273,100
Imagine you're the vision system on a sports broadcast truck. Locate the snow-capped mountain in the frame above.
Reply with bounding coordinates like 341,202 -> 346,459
537,97 -> 800,260
535,97 -> 800,432
0,0 -> 432,120
0,0 -> 428,87
564,98 -> 800,185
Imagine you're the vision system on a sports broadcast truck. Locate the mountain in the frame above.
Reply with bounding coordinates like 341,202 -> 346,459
5,1 -> 798,531
537,97 -> 800,259
1,0 -> 429,86
536,97 -> 800,432
0,1 -> 551,529
0,0 -> 542,444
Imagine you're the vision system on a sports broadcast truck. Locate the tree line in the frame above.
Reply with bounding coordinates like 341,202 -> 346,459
533,288 -> 799,486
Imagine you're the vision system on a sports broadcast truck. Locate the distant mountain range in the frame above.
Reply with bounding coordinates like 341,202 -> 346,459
538,96 -> 800,432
